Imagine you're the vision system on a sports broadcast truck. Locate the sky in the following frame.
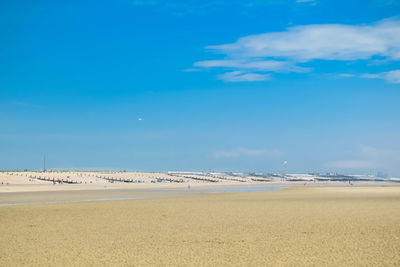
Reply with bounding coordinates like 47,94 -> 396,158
1,0 -> 400,175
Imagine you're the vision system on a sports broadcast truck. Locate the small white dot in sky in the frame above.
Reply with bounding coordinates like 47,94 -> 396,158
138,118 -> 142,121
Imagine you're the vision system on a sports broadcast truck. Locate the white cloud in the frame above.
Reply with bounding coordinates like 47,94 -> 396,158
218,71 -> 270,82
212,148 -> 281,159
194,59 -> 310,72
194,18 -> 400,82
338,73 -> 355,78
207,18 -> 400,62
360,69 -> 400,83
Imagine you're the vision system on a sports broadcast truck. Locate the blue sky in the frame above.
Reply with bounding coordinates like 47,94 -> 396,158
1,0 -> 400,175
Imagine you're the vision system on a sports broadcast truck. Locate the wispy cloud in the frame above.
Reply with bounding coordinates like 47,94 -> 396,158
218,71 -> 270,82
360,70 -> 400,83
193,18 -> 400,82
360,73 -> 381,79
296,0 -> 316,3
339,70 -> 400,83
385,70 -> 400,83
212,148 -> 281,159
194,59 -> 310,72
325,160 -> 374,169
194,59 -> 308,82
324,145 -> 400,174
338,73 -> 356,78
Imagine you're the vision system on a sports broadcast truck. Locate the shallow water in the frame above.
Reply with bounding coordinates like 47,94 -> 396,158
0,184 -> 281,207
192,185 -> 281,193
0,197 -> 144,207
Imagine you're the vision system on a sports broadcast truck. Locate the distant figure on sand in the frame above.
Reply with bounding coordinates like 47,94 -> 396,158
188,182 -> 191,190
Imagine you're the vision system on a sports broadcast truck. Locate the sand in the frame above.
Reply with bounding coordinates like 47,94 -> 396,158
1,186 -> 400,266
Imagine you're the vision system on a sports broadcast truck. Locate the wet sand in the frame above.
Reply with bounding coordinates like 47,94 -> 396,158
1,186 -> 400,266
0,184 -> 281,206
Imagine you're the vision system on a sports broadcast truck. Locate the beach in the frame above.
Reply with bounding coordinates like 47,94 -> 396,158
3,0 -> 400,265
1,185 -> 399,266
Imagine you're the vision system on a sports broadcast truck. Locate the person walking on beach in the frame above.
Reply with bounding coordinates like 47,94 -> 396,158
188,182 -> 191,190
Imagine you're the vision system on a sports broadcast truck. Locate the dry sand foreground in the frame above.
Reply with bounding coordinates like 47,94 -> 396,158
1,186 -> 400,266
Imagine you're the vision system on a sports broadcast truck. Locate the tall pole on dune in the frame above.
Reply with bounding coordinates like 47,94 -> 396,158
43,155 -> 46,172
